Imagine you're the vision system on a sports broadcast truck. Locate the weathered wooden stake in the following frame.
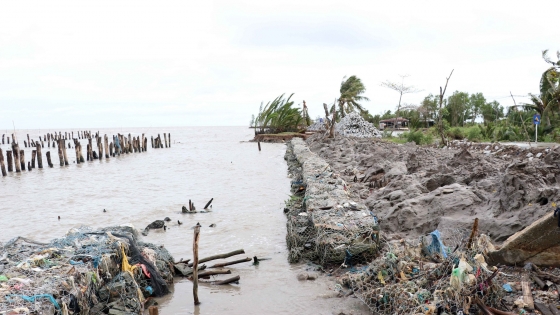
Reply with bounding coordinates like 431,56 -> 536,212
164,133 -> 168,148
258,141 -> 261,151
88,138 -> 94,160
144,137 -> 148,151
57,140 -> 64,166
168,133 -> 171,147
19,150 -> 25,171
12,144 -> 21,172
62,139 -> 69,166
109,142 -> 114,157
6,150 -> 13,172
46,151 -> 53,168
104,135 -> 109,158
74,140 -> 80,164
151,136 -> 154,148
31,150 -> 36,168
24,140 -> 27,148
193,225 -> 201,305
0,149 -> 6,176
97,136 -> 103,160
27,134 -> 30,146
36,144 -> 43,169
27,161 -> 31,171
141,133 -> 145,151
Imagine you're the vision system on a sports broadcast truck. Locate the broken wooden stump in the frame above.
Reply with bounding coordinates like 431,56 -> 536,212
36,145 -> 43,169
31,150 -> 36,168
46,151 -> 54,168
57,140 -> 65,166
19,150 -> 25,171
6,150 -> 13,172
0,149 -> 6,176
12,143 -> 21,172
61,139 -> 69,165
204,198 -> 213,210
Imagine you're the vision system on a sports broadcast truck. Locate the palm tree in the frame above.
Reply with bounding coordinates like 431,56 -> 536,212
523,50 -> 560,126
337,75 -> 369,118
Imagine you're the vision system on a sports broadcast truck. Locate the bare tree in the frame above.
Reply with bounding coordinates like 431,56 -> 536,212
438,70 -> 454,146
381,75 -> 422,133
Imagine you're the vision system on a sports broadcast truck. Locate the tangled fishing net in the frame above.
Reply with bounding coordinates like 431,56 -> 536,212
346,229 -> 507,315
0,225 -> 174,314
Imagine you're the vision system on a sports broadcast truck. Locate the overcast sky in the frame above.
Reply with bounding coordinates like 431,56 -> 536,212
0,0 -> 558,129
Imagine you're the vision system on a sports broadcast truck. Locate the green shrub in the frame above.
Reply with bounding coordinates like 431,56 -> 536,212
447,127 -> 464,140
466,126 -> 482,142
402,130 -> 434,145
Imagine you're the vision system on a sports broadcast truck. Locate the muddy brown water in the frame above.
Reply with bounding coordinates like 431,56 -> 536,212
0,127 -> 368,315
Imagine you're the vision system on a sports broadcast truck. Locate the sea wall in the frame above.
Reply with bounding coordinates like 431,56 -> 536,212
284,138 -> 379,265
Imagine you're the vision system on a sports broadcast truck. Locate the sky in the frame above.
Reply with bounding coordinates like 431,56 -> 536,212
0,0 -> 559,129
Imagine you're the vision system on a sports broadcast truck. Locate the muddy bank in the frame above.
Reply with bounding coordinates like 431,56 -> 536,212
305,134 -> 560,242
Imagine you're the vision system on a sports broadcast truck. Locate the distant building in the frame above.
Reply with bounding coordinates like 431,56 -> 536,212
379,117 -> 409,129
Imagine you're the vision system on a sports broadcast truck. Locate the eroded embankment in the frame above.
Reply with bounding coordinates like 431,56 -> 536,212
284,138 -> 379,266
306,134 -> 560,242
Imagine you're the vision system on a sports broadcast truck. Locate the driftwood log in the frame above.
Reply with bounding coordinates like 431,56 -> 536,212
214,275 -> 240,285
210,257 -> 251,268
188,249 -> 245,267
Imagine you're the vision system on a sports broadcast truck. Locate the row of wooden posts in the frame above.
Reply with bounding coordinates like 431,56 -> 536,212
0,132 -> 171,176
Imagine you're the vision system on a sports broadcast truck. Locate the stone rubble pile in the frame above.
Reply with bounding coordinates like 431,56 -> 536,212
306,119 -> 326,131
334,112 -> 381,138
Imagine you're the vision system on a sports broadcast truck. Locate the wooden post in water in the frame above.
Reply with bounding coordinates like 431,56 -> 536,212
62,139 -> 69,165
19,150 -> 25,171
144,137 -> 148,151
1,134 -> 4,144
128,134 -> 132,153
97,136 -> 103,160
104,135 -> 109,158
0,149 -> 6,176
141,134 -> 145,151
193,224 -> 201,305
74,141 -> 80,164
46,151 -> 53,168
12,143 -> 21,173
24,140 -> 27,148
78,142 -> 85,163
88,138 -> 93,160
6,150 -> 13,172
27,161 -> 31,171
27,134 -> 30,146
151,136 -> 154,148
258,141 -> 261,151
57,140 -> 64,166
164,133 -> 168,148
109,142 -> 114,157
31,150 -> 36,168
36,143 -> 43,169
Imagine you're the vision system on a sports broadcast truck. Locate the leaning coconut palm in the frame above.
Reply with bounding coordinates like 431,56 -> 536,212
337,75 -> 370,118
253,93 -> 304,134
